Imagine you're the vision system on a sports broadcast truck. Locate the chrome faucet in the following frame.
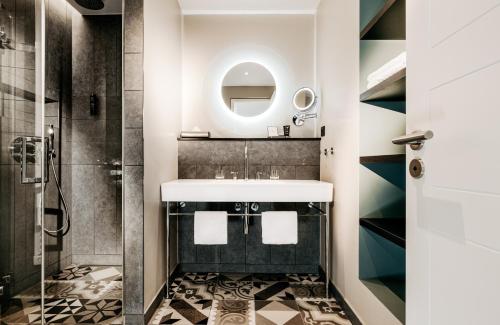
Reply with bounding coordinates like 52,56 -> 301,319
244,143 -> 249,180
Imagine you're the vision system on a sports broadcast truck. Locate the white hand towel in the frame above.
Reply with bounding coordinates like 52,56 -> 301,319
261,211 -> 298,245
194,211 -> 228,245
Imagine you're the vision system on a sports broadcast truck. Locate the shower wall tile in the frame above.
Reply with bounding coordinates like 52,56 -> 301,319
123,0 -> 144,318
106,96 -> 122,120
94,165 -> 119,255
4,0 -> 73,296
72,141 -> 105,165
124,165 -> 144,314
124,91 -> 143,128
71,165 -> 95,255
73,254 -> 122,266
124,128 -> 144,166
71,14 -> 123,266
124,0 -> 144,54
124,54 -> 143,91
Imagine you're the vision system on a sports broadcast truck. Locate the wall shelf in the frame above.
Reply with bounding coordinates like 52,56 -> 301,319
360,0 -> 405,40
360,218 -> 405,248
360,68 -> 406,102
360,154 -> 405,164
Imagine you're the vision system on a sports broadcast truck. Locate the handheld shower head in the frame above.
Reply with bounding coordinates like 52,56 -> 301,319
48,124 -> 56,158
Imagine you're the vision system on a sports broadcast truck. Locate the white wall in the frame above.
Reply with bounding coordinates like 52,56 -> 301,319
182,14 -> 316,138
143,0 -> 182,312
316,1 -> 402,324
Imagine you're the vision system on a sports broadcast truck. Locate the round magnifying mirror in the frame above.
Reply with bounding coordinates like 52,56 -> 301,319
222,62 -> 276,117
293,87 -> 316,111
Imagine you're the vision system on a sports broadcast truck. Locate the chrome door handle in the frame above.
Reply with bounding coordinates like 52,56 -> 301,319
392,130 -> 433,150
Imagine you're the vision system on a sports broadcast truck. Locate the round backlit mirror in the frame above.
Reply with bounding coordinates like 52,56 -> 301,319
222,62 -> 276,117
293,87 -> 316,111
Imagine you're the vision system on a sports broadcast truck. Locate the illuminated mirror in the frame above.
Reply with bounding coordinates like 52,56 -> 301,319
222,62 -> 276,117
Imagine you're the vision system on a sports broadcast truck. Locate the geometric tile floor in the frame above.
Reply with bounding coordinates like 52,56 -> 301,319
149,272 -> 352,325
0,265 -> 122,324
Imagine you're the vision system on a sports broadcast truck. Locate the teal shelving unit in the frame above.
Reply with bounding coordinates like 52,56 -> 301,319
359,0 -> 406,323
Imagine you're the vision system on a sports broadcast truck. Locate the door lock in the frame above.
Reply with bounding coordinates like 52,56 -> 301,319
409,159 -> 425,178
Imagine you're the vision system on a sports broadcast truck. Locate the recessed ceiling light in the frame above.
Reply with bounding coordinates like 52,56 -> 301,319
244,72 -> 249,76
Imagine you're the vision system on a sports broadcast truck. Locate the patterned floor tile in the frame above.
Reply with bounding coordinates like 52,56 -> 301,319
290,284 -> 327,300
0,298 -> 42,324
174,281 -> 216,301
48,265 -> 93,281
254,300 -> 303,325
208,300 -> 253,325
168,275 -> 186,298
45,298 -> 122,324
14,281 -> 74,299
183,273 -> 218,284
287,274 -> 324,285
1,298 -> 122,325
1,264 -> 123,325
13,280 -> 122,301
86,266 -> 123,282
252,282 -> 295,301
213,281 -> 253,300
149,299 -> 212,325
296,300 -> 352,325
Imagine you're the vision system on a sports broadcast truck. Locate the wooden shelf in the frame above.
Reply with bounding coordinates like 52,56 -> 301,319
360,68 -> 406,102
360,217 -> 405,248
361,0 -> 405,40
360,154 -> 405,164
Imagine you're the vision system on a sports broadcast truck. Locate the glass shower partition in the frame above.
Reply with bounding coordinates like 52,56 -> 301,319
0,0 -> 47,323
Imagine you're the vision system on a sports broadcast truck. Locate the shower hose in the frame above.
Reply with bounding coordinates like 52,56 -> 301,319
44,152 -> 71,237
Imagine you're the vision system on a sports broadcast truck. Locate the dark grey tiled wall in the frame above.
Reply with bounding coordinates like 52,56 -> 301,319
71,14 -> 122,266
123,0 -> 144,319
0,0 -> 73,297
178,140 -> 320,180
177,139 -> 321,273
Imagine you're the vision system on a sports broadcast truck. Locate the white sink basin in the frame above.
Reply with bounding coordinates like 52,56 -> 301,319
161,179 -> 333,203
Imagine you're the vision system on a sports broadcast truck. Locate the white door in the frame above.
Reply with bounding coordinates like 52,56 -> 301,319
407,0 -> 500,324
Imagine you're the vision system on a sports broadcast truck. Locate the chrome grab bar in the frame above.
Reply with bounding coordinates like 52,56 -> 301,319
392,130 -> 433,150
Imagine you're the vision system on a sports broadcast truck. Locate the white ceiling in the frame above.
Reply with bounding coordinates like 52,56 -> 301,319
67,0 -> 122,15
179,0 -> 321,14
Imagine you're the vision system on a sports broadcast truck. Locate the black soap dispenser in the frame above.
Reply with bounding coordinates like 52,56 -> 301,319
90,93 -> 98,116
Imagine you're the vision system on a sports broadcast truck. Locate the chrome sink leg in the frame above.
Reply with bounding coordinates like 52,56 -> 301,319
244,203 -> 249,235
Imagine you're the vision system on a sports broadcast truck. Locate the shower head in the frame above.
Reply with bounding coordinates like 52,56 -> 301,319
75,0 -> 104,10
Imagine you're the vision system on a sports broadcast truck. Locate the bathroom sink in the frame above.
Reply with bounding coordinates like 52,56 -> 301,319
161,179 -> 333,203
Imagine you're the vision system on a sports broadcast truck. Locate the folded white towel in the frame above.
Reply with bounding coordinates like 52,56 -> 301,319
194,211 -> 228,245
367,51 -> 406,89
261,211 -> 298,245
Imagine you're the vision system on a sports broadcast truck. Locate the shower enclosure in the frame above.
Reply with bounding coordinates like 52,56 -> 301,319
0,0 -> 123,323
